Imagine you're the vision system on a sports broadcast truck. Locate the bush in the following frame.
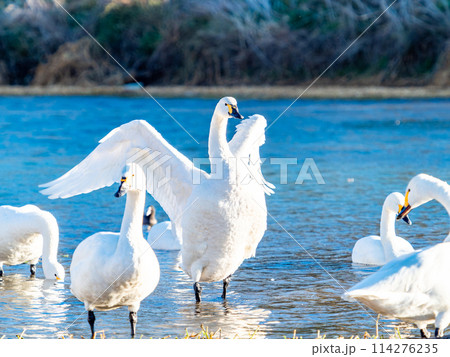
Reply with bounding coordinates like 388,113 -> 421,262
0,0 -> 448,85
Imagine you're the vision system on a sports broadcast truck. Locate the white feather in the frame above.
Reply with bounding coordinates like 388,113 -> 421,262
344,242 -> 450,337
0,205 -> 65,280
41,97 -> 273,292
352,192 -> 414,266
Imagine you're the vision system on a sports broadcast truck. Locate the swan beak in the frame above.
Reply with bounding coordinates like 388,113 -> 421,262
56,276 -> 61,281
114,177 -> 127,198
402,214 -> 412,225
232,107 -> 244,119
227,104 -> 244,119
397,204 -> 412,221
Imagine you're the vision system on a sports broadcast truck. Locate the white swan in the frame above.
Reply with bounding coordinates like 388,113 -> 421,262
40,97 -> 274,302
352,192 -> 413,265
143,206 -> 181,251
0,205 -> 65,280
397,174 -> 450,242
344,242 -> 450,338
43,163 -> 159,338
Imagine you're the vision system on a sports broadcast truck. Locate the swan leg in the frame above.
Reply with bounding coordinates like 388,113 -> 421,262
0,264 -> 3,277
420,329 -> 431,338
194,282 -> 202,303
88,310 -> 96,339
30,264 -> 36,277
129,311 -> 137,338
435,328 -> 444,338
221,275 -> 232,299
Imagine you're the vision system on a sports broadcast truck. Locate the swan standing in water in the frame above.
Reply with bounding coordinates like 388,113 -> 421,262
0,205 -> 65,280
397,174 -> 450,241
41,97 -> 274,302
42,163 -> 160,338
352,192 -> 413,265
143,206 -> 181,250
344,242 -> 450,338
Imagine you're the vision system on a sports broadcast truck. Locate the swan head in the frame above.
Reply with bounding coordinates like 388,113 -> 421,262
143,205 -> 157,226
215,97 -> 244,120
397,174 -> 438,221
114,162 -> 146,198
43,261 -> 65,281
384,192 -> 411,225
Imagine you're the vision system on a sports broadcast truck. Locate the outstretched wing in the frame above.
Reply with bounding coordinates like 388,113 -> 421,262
40,120 -> 208,221
228,115 -> 275,195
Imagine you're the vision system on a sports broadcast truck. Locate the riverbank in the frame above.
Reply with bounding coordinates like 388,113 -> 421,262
0,85 -> 449,99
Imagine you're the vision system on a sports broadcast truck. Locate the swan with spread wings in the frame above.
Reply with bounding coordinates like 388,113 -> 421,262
41,97 -> 274,302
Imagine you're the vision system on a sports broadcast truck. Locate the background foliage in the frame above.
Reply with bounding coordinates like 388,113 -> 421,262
0,0 -> 449,85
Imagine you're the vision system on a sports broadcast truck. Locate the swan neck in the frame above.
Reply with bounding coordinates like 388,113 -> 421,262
429,182 -> 450,216
149,210 -> 157,227
428,183 -> 450,241
208,109 -> 232,160
117,190 -> 146,252
39,214 -> 60,266
379,206 -> 397,250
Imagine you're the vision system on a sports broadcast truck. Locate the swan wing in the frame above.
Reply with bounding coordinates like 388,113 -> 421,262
40,120 -> 207,221
228,115 -> 275,195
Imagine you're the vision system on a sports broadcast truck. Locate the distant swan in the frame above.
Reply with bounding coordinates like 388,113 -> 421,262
397,174 -> 450,242
0,205 -> 65,280
344,242 -> 450,338
352,192 -> 413,266
143,206 -> 181,251
40,97 -> 274,302
42,163 -> 160,338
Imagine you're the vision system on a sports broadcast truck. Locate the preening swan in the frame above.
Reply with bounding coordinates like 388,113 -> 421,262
352,192 -> 413,266
397,174 -> 450,242
143,206 -> 181,251
41,97 -> 274,302
344,242 -> 450,338
44,163 -> 160,338
0,205 -> 65,280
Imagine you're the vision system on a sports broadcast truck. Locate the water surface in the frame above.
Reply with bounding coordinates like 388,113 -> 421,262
0,96 -> 449,338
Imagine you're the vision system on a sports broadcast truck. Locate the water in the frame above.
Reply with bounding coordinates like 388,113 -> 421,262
0,96 -> 449,339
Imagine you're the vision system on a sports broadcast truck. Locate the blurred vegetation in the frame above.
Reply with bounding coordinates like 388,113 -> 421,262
0,0 -> 448,86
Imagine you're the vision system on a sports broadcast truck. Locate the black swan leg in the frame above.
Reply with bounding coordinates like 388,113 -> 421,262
194,282 -> 202,303
221,275 -> 232,299
30,264 -> 36,277
88,310 -> 96,339
129,311 -> 137,338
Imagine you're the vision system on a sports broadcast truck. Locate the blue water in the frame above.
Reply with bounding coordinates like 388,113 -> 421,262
0,96 -> 449,338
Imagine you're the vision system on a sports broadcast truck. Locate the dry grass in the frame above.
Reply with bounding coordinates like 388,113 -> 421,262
0,0 -> 449,86
0,85 -> 449,99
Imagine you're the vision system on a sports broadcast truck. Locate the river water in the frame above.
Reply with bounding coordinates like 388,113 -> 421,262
0,96 -> 449,338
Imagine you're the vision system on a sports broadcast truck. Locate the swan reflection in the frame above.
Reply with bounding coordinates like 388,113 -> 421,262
0,274 -> 68,338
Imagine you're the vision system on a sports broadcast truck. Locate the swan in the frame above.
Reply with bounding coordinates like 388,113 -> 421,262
343,242 -> 450,338
43,163 -> 160,338
40,97 -> 274,302
143,206 -> 181,250
0,205 -> 65,280
352,192 -> 413,265
397,174 -> 450,242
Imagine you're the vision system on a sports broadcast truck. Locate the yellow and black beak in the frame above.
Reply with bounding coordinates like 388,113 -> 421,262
226,104 -> 244,119
115,177 -> 127,198
397,189 -> 412,223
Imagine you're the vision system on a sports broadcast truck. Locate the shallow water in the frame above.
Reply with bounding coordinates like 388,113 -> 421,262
0,96 -> 449,338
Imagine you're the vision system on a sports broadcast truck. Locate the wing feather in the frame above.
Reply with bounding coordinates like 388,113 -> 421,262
40,120 -> 207,221
228,115 -> 275,195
